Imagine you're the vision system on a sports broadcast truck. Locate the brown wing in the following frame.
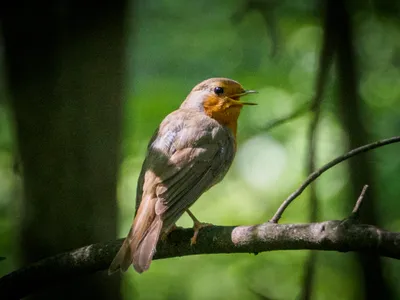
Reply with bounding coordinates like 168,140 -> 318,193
155,144 -> 232,227
109,109 -> 234,274
138,109 -> 235,228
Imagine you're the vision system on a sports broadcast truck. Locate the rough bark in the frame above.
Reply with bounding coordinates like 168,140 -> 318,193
1,220 -> 400,299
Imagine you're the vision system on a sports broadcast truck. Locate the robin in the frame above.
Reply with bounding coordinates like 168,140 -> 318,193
109,77 -> 257,274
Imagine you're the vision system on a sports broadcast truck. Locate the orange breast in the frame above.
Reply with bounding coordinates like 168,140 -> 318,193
202,95 -> 241,143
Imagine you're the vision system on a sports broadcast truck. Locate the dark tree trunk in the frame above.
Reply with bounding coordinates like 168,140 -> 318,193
333,1 -> 393,299
0,0 -> 127,299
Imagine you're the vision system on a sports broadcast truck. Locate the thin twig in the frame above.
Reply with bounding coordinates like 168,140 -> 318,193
299,255 -> 317,300
306,105 -> 321,221
232,0 -> 279,58
305,0 -> 335,224
299,1 -> 335,298
248,287 -> 275,300
352,185 -> 369,215
262,102 -> 310,132
269,136 -> 400,223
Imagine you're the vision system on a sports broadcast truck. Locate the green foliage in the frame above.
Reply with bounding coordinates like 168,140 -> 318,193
118,2 -> 400,299
1,1 -> 400,299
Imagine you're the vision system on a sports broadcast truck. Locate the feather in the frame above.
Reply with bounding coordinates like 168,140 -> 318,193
132,217 -> 163,273
109,109 -> 236,273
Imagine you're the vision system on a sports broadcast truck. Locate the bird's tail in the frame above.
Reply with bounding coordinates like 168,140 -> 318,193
108,198 -> 163,274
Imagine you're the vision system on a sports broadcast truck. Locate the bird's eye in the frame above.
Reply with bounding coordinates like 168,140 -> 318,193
214,87 -> 224,95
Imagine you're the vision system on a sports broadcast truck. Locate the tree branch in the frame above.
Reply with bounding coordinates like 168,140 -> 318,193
352,185 -> 369,216
1,218 -> 400,299
269,136 -> 400,223
262,102 -> 310,132
2,137 -> 400,299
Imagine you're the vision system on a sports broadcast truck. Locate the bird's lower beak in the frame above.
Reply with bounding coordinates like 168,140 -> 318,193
231,90 -> 258,105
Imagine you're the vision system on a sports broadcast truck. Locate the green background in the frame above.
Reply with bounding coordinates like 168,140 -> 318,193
1,1 -> 400,299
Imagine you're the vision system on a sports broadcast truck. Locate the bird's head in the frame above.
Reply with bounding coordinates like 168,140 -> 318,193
181,78 -> 257,128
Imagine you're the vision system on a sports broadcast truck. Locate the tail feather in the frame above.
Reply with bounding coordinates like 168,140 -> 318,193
108,237 -> 132,274
108,217 -> 163,275
133,218 -> 163,273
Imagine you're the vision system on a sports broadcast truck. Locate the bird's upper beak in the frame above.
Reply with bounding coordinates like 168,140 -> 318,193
230,90 -> 258,106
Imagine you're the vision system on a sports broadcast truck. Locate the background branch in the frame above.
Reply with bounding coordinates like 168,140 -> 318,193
334,0 -> 393,298
261,102 -> 310,132
299,0 -> 335,298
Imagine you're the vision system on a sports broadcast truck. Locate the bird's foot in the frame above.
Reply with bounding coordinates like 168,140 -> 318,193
190,221 -> 212,245
161,224 -> 181,241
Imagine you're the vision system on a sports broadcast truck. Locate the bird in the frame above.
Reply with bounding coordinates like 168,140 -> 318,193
108,77 -> 257,274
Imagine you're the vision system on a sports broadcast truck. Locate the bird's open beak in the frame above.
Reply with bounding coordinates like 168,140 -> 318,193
230,90 -> 258,105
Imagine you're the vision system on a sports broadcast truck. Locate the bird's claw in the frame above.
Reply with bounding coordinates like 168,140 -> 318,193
190,222 -> 212,245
